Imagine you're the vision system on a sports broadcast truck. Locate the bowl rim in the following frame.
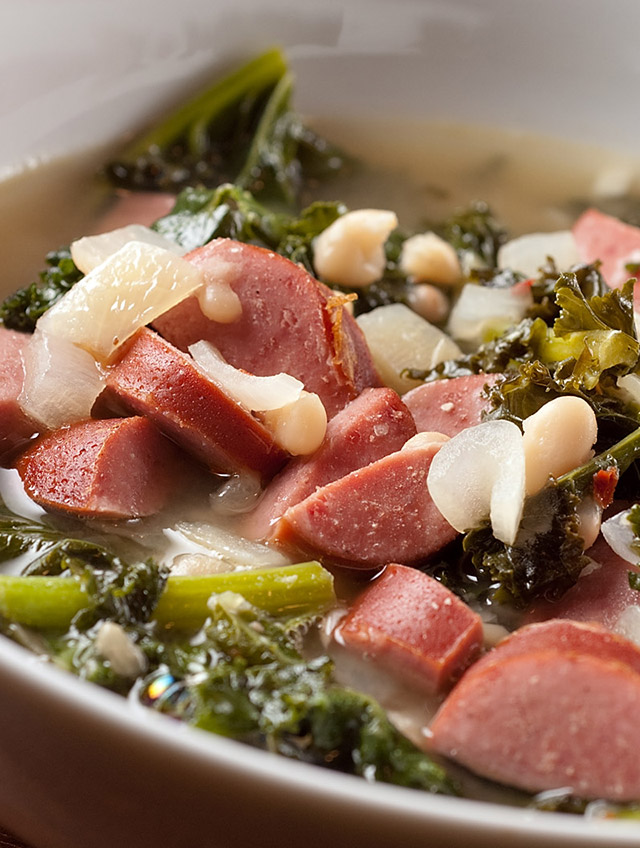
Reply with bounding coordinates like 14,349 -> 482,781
0,628 -> 637,847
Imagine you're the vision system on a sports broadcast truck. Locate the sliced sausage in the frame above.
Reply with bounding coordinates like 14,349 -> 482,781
572,207 -> 640,289
0,326 -> 39,462
402,373 -> 497,437
472,618 -> 640,678
93,191 -> 175,233
242,387 -> 417,540
429,644 -> 640,801
16,417 -> 181,519
335,564 -> 482,694
526,535 -> 640,632
96,327 -> 288,480
271,440 -> 458,569
153,238 -> 381,418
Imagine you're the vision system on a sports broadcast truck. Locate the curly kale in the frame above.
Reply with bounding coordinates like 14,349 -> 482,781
434,200 -> 507,268
152,182 -> 346,268
138,594 -> 458,794
0,247 -> 83,332
105,48 -> 346,209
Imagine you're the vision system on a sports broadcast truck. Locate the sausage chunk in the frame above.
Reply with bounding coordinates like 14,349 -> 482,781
335,564 -> 482,694
430,619 -> 640,801
97,327 -> 288,480
242,387 -> 416,540
271,440 -> 458,569
16,417 -> 181,519
153,238 -> 381,418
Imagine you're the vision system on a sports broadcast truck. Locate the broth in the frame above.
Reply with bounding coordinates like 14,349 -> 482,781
3,116 -> 640,811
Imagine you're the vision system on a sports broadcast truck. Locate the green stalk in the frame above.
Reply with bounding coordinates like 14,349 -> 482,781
235,70 -> 294,189
0,561 -> 335,631
558,424 -> 640,493
153,561 -> 335,629
120,47 -> 287,161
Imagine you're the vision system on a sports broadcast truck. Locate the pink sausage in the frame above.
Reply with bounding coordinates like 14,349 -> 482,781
572,207 -> 640,288
0,327 -> 39,462
402,373 -> 497,437
92,191 -> 176,233
16,417 -> 181,519
97,327 -> 288,481
430,646 -> 640,801
473,618 -> 640,678
153,239 -> 381,418
271,441 -> 458,569
526,535 -> 640,632
335,564 -> 483,694
242,387 -> 417,540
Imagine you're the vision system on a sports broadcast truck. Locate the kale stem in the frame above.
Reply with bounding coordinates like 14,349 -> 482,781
236,70 -> 294,190
557,424 -> 640,493
154,561 -> 335,629
120,47 -> 287,162
0,561 -> 335,631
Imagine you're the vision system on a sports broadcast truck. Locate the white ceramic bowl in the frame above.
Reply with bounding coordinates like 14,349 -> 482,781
2,2 -> 640,846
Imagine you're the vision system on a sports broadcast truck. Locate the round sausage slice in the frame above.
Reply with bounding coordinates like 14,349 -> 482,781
153,238 -> 381,418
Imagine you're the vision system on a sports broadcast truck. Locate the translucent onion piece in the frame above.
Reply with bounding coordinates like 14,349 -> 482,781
497,230 -> 579,277
427,420 -> 525,545
70,224 -> 186,274
576,496 -> 603,550
189,340 -> 304,411
356,303 -> 462,394
19,328 -> 105,429
210,472 -> 264,516
163,521 -> 290,572
38,241 -> 204,362
447,282 -> 533,347
601,509 -> 639,564
617,372 -> 640,407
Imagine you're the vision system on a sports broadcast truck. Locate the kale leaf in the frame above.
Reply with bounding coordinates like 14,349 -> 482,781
462,483 -> 588,607
0,247 -> 83,332
434,200 -> 507,268
105,48 -> 346,209
139,594 -> 458,794
153,182 -> 346,269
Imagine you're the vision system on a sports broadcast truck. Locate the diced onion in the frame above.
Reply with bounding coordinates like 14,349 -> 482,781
447,282 -> 533,347
356,303 -> 461,394
162,521 -> 290,573
617,373 -> 640,407
497,230 -> 579,277
19,328 -> 105,429
70,224 -> 187,274
601,509 -> 639,564
38,241 -> 204,362
427,420 -> 526,545
189,341 -> 304,410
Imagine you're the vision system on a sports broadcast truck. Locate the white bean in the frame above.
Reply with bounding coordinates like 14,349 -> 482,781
401,431 -> 450,452
406,283 -> 450,324
522,396 -> 597,496
260,390 -> 327,456
399,231 -> 462,286
313,209 -> 398,287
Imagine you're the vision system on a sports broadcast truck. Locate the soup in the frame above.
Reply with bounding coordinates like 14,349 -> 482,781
2,48 -> 640,819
